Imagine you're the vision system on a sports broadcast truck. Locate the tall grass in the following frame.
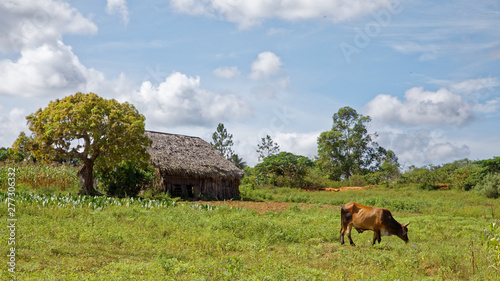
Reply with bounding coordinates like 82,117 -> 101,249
0,162 -> 80,193
1,190 -> 499,280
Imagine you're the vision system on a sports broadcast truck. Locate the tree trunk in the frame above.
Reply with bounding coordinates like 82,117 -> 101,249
77,162 -> 102,196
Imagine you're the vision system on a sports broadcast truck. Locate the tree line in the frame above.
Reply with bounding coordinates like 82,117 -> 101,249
212,106 -> 399,186
212,107 -> 499,198
1,92 -> 499,199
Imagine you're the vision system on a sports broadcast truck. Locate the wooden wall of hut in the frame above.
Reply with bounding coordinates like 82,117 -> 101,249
160,173 -> 240,200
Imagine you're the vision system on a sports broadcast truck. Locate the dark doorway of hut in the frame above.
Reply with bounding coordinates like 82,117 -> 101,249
170,184 -> 196,200
186,185 -> 194,198
172,185 -> 182,198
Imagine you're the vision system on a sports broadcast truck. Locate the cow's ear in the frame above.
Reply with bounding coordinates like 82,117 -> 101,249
404,222 -> 410,227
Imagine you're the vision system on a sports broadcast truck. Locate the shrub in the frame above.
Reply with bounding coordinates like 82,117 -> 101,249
346,174 -> 366,187
474,173 -> 500,198
96,160 -> 155,197
254,152 -> 314,188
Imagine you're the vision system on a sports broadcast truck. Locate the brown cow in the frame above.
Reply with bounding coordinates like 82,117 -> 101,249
340,202 -> 410,246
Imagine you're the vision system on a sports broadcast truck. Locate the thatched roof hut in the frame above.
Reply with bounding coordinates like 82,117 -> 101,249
145,130 -> 242,200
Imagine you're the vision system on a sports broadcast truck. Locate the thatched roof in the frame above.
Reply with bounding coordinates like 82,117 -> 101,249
145,130 -> 243,179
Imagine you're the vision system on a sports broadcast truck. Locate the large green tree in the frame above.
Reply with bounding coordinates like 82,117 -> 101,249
317,106 -> 384,180
26,92 -> 151,195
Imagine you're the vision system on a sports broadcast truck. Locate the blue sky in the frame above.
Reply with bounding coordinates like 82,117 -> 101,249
1,0 -> 499,167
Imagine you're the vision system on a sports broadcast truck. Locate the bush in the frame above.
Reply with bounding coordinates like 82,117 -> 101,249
474,173 -> 500,198
254,152 -> 314,188
345,174 -> 366,187
301,167 -> 339,189
97,160 -> 155,197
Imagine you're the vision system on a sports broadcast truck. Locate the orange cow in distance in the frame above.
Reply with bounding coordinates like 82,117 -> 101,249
340,202 -> 410,246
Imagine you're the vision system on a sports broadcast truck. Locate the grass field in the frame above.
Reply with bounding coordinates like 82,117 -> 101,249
1,184 -> 500,280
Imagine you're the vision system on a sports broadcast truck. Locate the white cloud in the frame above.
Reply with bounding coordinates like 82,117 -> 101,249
249,51 -> 283,80
170,0 -> 393,28
0,41 -> 89,97
0,1 -> 133,99
274,131 -> 319,159
449,78 -> 499,95
213,66 -> 240,79
106,0 -> 129,25
427,142 -> 470,162
426,78 -> 500,115
376,129 -> 470,166
0,41 -> 133,98
429,77 -> 499,97
365,87 -> 474,126
0,0 -> 97,53
0,106 -> 28,147
131,72 -> 252,127
474,98 -> 500,114
391,42 -> 441,61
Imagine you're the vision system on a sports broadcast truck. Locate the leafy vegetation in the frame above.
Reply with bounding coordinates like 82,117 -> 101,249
475,173 -> 500,199
1,150 -> 500,280
0,163 -> 80,193
254,152 -> 314,188
481,222 -> 500,269
2,99 -> 500,279
317,106 -> 390,180
25,92 -> 151,195
96,160 -> 156,197
1,184 -> 499,280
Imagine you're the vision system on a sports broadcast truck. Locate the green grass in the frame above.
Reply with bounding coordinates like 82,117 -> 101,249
1,186 -> 500,280
241,185 -> 498,216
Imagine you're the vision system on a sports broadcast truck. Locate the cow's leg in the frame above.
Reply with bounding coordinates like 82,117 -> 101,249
372,230 -> 381,245
346,223 -> 355,246
340,207 -> 349,245
340,220 -> 350,245
340,225 -> 345,245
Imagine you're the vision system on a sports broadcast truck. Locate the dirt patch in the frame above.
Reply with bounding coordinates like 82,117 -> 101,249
195,200 -> 338,214
437,184 -> 449,190
326,186 -> 364,192
305,186 -> 376,192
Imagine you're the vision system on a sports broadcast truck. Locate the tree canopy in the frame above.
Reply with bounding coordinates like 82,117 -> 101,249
255,152 -> 313,187
317,106 -> 386,180
26,92 -> 151,195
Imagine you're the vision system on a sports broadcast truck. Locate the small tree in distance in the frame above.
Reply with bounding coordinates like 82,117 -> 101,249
211,123 -> 234,160
26,92 -> 152,196
257,135 -> 280,162
230,154 -> 247,169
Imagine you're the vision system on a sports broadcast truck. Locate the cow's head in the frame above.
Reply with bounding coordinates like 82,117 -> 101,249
399,222 -> 410,243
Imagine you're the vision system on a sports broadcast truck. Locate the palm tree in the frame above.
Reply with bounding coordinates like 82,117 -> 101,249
230,154 -> 247,169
